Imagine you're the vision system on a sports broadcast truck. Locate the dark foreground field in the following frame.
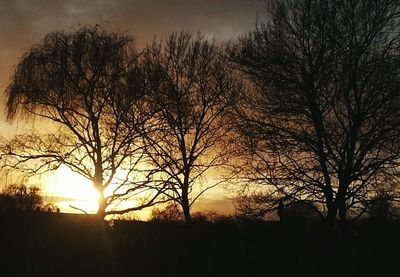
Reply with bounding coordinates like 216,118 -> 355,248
0,213 -> 399,277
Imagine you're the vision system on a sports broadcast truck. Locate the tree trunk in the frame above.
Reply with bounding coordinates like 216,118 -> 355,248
181,192 -> 192,224
338,203 -> 347,223
93,165 -> 105,219
97,190 -> 106,220
338,199 -> 348,236
336,182 -> 348,223
326,204 -> 337,228
335,182 -> 349,236
324,187 -> 337,228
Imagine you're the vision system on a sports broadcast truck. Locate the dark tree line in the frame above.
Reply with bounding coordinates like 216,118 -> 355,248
2,0 -> 400,226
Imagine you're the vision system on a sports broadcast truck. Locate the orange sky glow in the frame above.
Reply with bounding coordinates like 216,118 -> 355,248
0,0 -> 265,218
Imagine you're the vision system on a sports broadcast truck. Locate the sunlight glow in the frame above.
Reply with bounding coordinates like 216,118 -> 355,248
43,165 -> 99,214
42,166 -> 153,218
39,165 -> 230,219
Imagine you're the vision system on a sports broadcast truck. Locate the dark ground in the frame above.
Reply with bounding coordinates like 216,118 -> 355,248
0,212 -> 398,277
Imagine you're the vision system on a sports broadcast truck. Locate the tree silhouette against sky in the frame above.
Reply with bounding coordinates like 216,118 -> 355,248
233,0 -> 400,226
142,32 -> 239,223
2,26 -> 167,218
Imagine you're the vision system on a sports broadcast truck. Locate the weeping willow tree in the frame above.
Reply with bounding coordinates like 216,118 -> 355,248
2,26 -> 166,218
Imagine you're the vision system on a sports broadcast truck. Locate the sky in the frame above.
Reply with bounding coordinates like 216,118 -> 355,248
0,0 -> 266,116
0,0 -> 266,217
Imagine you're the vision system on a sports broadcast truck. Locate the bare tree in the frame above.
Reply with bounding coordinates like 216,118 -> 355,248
1,26 -> 166,218
232,0 -> 400,226
142,32 -> 239,223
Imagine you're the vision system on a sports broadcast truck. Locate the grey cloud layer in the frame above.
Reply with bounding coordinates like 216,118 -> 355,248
0,0 -> 265,125
0,0 -> 266,52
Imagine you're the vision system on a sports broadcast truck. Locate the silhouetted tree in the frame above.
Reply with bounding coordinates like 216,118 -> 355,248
1,26 -> 166,219
142,32 -> 239,223
278,200 -> 321,225
367,191 -> 394,221
191,210 -> 219,223
232,0 -> 400,226
150,202 -> 183,222
0,184 -> 57,212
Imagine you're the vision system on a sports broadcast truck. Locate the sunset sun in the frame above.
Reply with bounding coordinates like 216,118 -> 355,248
44,165 -> 99,214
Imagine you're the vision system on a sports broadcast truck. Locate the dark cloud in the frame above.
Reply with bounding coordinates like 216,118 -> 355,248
0,0 -> 266,129
0,0 -> 268,131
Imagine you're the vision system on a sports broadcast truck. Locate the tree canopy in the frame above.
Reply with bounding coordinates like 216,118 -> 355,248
232,0 -> 400,225
142,32 -> 239,223
2,26 -> 165,218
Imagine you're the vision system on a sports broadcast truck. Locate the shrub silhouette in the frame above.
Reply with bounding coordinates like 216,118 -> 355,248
150,203 -> 226,223
191,211 -> 219,223
278,200 -> 321,226
0,184 -> 57,213
150,203 -> 183,222
368,193 -> 393,221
